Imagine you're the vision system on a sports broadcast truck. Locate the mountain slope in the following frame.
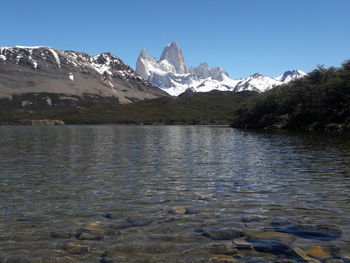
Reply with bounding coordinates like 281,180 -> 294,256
0,46 -> 168,104
136,42 -> 306,95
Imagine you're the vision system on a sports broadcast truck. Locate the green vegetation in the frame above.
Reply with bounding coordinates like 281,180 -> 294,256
231,60 -> 350,131
0,90 -> 257,125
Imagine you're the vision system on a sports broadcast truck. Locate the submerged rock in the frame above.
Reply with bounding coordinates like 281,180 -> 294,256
209,254 -> 237,262
113,220 -> 132,230
198,193 -> 214,201
305,245 -> 337,260
126,216 -> 153,227
75,230 -> 104,241
204,242 -> 239,255
203,226 -> 243,240
271,221 -> 342,241
240,215 -> 265,223
290,247 -> 321,263
184,207 -> 200,215
232,237 -> 253,250
61,242 -> 91,255
49,231 -> 73,239
168,206 -> 186,214
342,255 -> 350,263
100,257 -> 113,263
203,219 -> 219,226
245,231 -> 296,254
102,213 -> 114,219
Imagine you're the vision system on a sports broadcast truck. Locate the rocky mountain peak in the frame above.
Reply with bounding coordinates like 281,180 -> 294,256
276,70 -> 306,83
135,41 -> 307,96
139,48 -> 147,59
251,73 -> 264,78
159,41 -> 187,74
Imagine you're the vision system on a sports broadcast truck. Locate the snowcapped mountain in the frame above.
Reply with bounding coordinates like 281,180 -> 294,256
275,70 -> 306,83
136,42 -> 306,96
234,74 -> 282,92
0,46 -> 167,104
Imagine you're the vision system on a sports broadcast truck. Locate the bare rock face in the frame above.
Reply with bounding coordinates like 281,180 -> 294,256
135,49 -> 150,80
189,63 -> 228,81
0,46 -> 168,104
159,41 -> 187,74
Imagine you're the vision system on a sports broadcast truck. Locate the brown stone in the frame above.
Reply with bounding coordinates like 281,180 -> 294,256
84,221 -> 104,230
204,242 -> 238,255
209,254 -> 237,263
245,231 -> 296,246
204,226 -> 242,240
61,242 -> 91,255
169,206 -> 186,214
293,247 -> 321,263
306,245 -> 332,260
232,238 -> 252,250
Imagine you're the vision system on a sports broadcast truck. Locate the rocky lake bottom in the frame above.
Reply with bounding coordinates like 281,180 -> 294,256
0,125 -> 349,263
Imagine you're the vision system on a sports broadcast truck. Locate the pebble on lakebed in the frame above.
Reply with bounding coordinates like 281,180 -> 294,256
232,237 -> 253,250
168,206 -> 187,214
209,254 -> 237,263
75,230 -> 104,241
204,242 -> 239,255
61,242 -> 91,255
49,231 -> 73,239
203,226 -> 243,240
305,245 -> 338,260
126,216 -> 153,227
49,215 -> 345,262
290,247 -> 322,263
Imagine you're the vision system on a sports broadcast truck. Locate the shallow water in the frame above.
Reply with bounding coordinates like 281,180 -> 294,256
0,125 -> 349,262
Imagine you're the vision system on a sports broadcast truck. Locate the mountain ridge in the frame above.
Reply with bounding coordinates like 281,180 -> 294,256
0,46 -> 167,104
136,42 -> 306,96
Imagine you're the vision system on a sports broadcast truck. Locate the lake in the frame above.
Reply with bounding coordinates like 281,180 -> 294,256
0,125 -> 349,262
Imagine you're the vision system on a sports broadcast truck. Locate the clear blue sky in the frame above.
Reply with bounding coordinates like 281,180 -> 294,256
1,0 -> 349,78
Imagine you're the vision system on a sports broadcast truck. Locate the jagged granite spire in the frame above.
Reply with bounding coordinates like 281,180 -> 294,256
136,48 -> 150,79
140,48 -> 147,59
159,41 -> 187,74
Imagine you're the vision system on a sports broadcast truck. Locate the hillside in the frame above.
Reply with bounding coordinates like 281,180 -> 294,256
0,90 -> 257,125
0,46 -> 167,104
231,60 -> 350,131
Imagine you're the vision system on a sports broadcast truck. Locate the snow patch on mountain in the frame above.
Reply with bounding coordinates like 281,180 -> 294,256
68,72 -> 74,81
49,48 -> 61,68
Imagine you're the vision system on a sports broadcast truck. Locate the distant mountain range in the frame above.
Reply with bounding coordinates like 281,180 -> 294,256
136,41 -> 306,96
0,46 -> 167,105
0,43 -> 306,109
